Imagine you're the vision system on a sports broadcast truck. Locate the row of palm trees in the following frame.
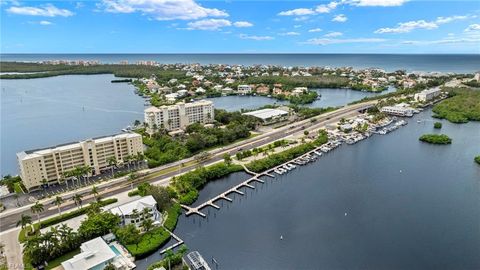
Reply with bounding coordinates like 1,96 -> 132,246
60,153 -> 145,189
17,185 -> 101,232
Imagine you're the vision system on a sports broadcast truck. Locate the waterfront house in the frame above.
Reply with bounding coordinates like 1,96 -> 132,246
237,85 -> 252,95
110,195 -> 161,228
255,85 -> 270,95
61,237 -> 135,270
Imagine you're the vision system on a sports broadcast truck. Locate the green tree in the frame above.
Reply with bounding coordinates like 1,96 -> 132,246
107,156 -> 117,177
223,153 -> 232,165
30,202 -> 44,230
16,214 -> 32,229
91,185 -> 99,201
53,196 -> 64,215
73,193 -> 83,209
78,211 -> 120,240
115,224 -> 140,245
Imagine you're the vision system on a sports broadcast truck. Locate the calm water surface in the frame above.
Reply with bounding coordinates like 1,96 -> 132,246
209,87 -> 396,112
2,54 -> 479,73
0,74 -> 144,175
136,110 -> 480,270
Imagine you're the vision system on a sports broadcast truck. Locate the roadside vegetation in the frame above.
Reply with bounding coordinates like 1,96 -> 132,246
18,198 -> 118,243
143,110 -> 260,167
419,134 -> 452,144
432,88 -> 480,123
246,130 -> 328,173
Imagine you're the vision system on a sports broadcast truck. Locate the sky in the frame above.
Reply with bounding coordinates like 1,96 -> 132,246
1,0 -> 479,53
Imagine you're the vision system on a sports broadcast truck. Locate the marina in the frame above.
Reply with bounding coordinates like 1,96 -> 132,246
180,117 -> 410,219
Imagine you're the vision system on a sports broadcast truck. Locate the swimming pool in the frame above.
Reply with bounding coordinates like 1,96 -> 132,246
110,245 -> 121,256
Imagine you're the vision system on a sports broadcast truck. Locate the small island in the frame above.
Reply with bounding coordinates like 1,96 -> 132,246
419,134 -> 452,144
475,156 -> 480,165
434,122 -> 442,129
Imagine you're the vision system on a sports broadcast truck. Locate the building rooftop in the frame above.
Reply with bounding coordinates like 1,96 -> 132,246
243,108 -> 288,120
18,133 -> 140,159
62,237 -> 116,270
110,195 -> 156,216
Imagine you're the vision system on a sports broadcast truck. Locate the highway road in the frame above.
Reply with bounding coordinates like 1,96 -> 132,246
0,102 -> 373,232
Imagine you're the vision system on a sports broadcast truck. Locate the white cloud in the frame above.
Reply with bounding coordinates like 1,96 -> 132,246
332,14 -> 347,22
350,0 -> 408,7
464,23 -> 480,32
294,16 -> 310,21
401,38 -> 480,45
304,37 -> 386,45
308,28 -> 322,32
316,1 -> 338,13
279,0 -> 407,19
294,25 -> 302,28
324,31 -> 343,37
375,20 -> 437,33
279,31 -> 300,36
278,8 -> 315,16
39,20 -> 52,25
375,14 -> 475,34
233,21 -> 253,28
239,34 -> 274,41
7,4 -> 73,17
100,0 -> 228,21
187,19 -> 231,30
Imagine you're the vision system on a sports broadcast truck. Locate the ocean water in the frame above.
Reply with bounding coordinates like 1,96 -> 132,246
1,54 -> 479,73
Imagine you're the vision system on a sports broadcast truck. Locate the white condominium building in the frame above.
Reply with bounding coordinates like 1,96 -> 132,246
17,133 -> 144,191
144,100 -> 214,133
414,87 -> 441,102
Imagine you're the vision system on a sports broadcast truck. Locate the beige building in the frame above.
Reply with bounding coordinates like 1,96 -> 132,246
144,100 -> 214,133
17,133 -> 144,191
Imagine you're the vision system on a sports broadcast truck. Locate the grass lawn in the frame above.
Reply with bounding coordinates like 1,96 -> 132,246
45,249 -> 80,270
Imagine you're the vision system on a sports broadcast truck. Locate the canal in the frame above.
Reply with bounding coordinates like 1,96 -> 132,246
136,109 -> 480,270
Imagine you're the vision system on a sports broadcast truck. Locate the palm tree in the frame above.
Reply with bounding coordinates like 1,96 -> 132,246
30,202 -> 44,230
141,207 -> 151,220
134,153 -> 144,170
141,218 -> 153,234
107,156 -> 117,177
52,196 -> 64,215
91,185 -> 99,201
16,214 -> 32,229
131,209 -> 140,225
82,166 -> 93,185
72,193 -> 83,209
124,155 -> 132,171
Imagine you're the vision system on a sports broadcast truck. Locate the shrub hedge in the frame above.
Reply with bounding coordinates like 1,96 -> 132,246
126,226 -> 171,258
164,203 -> 181,231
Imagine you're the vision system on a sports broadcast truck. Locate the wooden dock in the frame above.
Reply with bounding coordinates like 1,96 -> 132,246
160,229 -> 185,254
180,144 -> 331,218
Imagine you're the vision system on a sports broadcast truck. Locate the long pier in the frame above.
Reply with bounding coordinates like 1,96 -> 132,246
180,145 -> 326,218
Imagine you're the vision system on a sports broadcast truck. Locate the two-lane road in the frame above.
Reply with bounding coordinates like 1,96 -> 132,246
0,102 -> 374,232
